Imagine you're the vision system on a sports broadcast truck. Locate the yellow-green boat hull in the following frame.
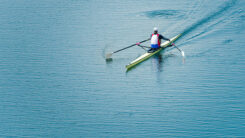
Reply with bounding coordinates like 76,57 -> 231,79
126,34 -> 182,70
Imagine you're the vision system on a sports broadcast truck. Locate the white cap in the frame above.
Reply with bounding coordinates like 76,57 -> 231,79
153,27 -> 158,31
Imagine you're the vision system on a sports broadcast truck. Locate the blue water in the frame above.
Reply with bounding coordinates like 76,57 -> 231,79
1,0 -> 245,137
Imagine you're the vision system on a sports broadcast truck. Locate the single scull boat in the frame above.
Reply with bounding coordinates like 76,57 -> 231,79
126,34 -> 182,70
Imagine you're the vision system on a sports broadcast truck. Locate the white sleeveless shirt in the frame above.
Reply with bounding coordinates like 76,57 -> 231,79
151,34 -> 159,45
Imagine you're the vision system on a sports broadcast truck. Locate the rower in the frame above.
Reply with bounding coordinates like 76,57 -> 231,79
148,27 -> 172,53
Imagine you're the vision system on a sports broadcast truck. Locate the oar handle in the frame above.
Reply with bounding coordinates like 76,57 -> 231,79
113,38 -> 150,54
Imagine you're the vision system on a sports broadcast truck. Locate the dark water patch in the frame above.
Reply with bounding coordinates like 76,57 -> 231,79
105,58 -> 113,63
144,10 -> 185,19
223,39 -> 233,44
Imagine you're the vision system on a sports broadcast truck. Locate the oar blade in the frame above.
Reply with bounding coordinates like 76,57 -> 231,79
106,52 -> 113,59
181,51 -> 185,57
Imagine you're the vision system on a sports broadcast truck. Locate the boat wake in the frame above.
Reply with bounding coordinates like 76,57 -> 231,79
141,0 -> 238,44
181,0 -> 238,39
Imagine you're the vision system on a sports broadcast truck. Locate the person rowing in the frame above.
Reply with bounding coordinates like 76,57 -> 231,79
106,27 -> 183,61
136,27 -> 173,52
148,27 -> 174,53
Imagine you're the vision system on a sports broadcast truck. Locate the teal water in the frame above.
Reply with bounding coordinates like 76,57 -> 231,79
1,0 -> 245,137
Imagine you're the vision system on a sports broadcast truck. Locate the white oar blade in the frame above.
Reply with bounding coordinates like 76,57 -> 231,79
181,51 -> 185,57
106,53 -> 113,59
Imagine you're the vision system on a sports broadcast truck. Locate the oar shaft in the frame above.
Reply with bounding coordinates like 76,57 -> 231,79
112,38 -> 150,54
137,45 -> 151,48
172,43 -> 185,57
113,45 -> 136,54
174,45 -> 181,52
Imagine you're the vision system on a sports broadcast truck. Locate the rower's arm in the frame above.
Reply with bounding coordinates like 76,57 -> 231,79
160,35 -> 170,41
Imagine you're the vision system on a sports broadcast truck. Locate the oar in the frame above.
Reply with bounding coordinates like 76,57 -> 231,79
137,45 -> 151,51
106,38 -> 150,59
137,45 -> 151,48
172,43 -> 185,57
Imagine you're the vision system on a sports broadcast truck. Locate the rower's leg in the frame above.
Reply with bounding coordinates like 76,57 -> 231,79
148,48 -> 154,53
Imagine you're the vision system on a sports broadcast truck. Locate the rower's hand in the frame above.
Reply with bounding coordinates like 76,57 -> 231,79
136,42 -> 141,45
171,43 -> 175,46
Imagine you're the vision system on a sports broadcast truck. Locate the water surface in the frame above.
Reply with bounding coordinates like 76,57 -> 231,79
0,0 -> 245,137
